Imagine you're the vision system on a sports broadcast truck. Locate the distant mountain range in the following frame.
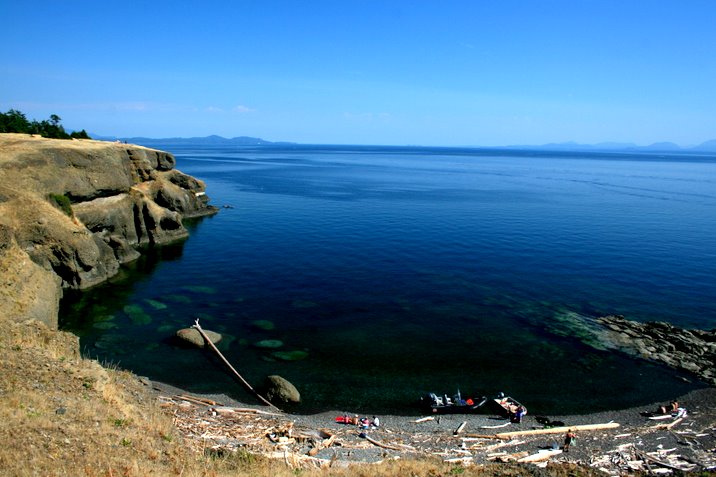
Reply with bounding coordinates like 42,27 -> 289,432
91,134 -> 293,146
503,139 -> 716,153
91,134 -> 716,152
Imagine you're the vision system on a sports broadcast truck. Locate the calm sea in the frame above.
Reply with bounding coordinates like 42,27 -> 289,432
60,144 -> 716,415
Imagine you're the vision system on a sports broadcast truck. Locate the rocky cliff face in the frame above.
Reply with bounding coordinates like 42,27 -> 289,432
0,134 -> 217,329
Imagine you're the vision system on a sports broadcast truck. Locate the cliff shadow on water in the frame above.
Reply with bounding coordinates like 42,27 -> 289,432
58,212 -> 216,336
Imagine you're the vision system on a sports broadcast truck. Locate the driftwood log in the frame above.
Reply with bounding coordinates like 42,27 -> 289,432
192,319 -> 279,410
362,435 -> 404,451
453,421 -> 467,435
496,422 -> 619,439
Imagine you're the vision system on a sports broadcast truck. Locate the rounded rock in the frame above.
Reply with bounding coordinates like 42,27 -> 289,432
175,328 -> 222,348
263,375 -> 300,404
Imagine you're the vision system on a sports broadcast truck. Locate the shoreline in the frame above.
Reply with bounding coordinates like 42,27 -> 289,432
151,379 -> 716,471
151,378 -> 716,422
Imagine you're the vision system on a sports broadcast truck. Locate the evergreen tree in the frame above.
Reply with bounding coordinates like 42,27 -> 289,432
0,110 -> 87,139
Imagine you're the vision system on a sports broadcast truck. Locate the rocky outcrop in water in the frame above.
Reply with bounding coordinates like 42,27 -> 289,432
597,315 -> 716,385
0,134 -> 217,329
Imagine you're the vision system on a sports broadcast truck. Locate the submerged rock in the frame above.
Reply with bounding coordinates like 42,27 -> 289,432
251,319 -> 275,331
263,375 -> 300,404
123,304 -> 151,325
272,350 -> 308,361
144,299 -> 167,310
175,328 -> 222,348
254,339 -> 283,349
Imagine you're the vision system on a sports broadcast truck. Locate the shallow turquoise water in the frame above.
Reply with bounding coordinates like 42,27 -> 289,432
60,145 -> 716,414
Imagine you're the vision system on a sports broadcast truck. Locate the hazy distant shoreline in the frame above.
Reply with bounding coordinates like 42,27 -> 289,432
92,134 -> 716,153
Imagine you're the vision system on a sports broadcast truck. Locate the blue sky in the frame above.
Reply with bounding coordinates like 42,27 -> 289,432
1,1 -> 715,146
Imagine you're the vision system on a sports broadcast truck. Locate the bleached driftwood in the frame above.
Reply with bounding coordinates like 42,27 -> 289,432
211,406 -> 282,416
496,422 -> 619,439
517,449 -> 563,463
453,421 -> 467,435
480,422 -> 511,429
362,434 -> 415,452
175,394 -> 217,406
463,433 -> 509,440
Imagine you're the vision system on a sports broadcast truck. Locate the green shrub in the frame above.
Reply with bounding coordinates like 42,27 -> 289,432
48,193 -> 73,217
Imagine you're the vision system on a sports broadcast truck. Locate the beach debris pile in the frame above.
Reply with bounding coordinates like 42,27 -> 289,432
159,392 -> 716,473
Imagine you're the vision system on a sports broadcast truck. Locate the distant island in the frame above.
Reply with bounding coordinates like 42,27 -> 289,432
93,134 -> 296,147
96,134 -> 716,153
502,139 -> 716,153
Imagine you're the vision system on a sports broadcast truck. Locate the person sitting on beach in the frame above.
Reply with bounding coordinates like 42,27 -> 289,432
371,416 -> 380,428
670,400 -> 679,413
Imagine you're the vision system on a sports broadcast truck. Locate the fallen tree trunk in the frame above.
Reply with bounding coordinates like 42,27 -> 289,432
496,422 -> 619,439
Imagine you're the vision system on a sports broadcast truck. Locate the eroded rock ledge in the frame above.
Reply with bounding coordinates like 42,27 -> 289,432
597,314 -> 716,385
0,134 -> 218,329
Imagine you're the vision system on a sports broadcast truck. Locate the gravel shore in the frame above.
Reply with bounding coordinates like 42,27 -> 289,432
153,381 -> 716,474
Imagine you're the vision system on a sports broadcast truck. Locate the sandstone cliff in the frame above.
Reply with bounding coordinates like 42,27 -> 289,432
0,134 -> 217,329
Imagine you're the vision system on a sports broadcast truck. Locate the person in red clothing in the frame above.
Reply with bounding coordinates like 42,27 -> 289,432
563,429 -> 576,452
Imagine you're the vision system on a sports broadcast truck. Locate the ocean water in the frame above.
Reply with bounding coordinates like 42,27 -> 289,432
60,145 -> 716,415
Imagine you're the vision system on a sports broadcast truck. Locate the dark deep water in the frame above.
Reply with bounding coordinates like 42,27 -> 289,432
60,144 -> 716,415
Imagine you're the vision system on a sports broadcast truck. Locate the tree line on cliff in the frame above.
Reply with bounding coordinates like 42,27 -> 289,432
0,109 -> 90,139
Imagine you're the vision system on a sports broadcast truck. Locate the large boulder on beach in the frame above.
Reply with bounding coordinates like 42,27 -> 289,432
263,375 -> 300,404
175,328 -> 222,348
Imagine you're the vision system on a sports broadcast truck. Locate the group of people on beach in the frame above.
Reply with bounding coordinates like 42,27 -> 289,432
645,399 -> 687,419
337,414 -> 380,429
657,400 -> 680,415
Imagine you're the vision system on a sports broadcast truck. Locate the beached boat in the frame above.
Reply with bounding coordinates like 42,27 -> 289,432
487,394 -> 527,419
420,391 -> 527,418
419,391 -> 489,414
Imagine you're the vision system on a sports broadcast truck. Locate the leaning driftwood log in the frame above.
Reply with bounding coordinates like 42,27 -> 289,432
496,422 -> 619,439
453,421 -> 467,435
192,319 -> 279,410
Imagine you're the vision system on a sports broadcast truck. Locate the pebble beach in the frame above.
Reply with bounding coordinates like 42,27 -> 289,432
152,381 -> 716,474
